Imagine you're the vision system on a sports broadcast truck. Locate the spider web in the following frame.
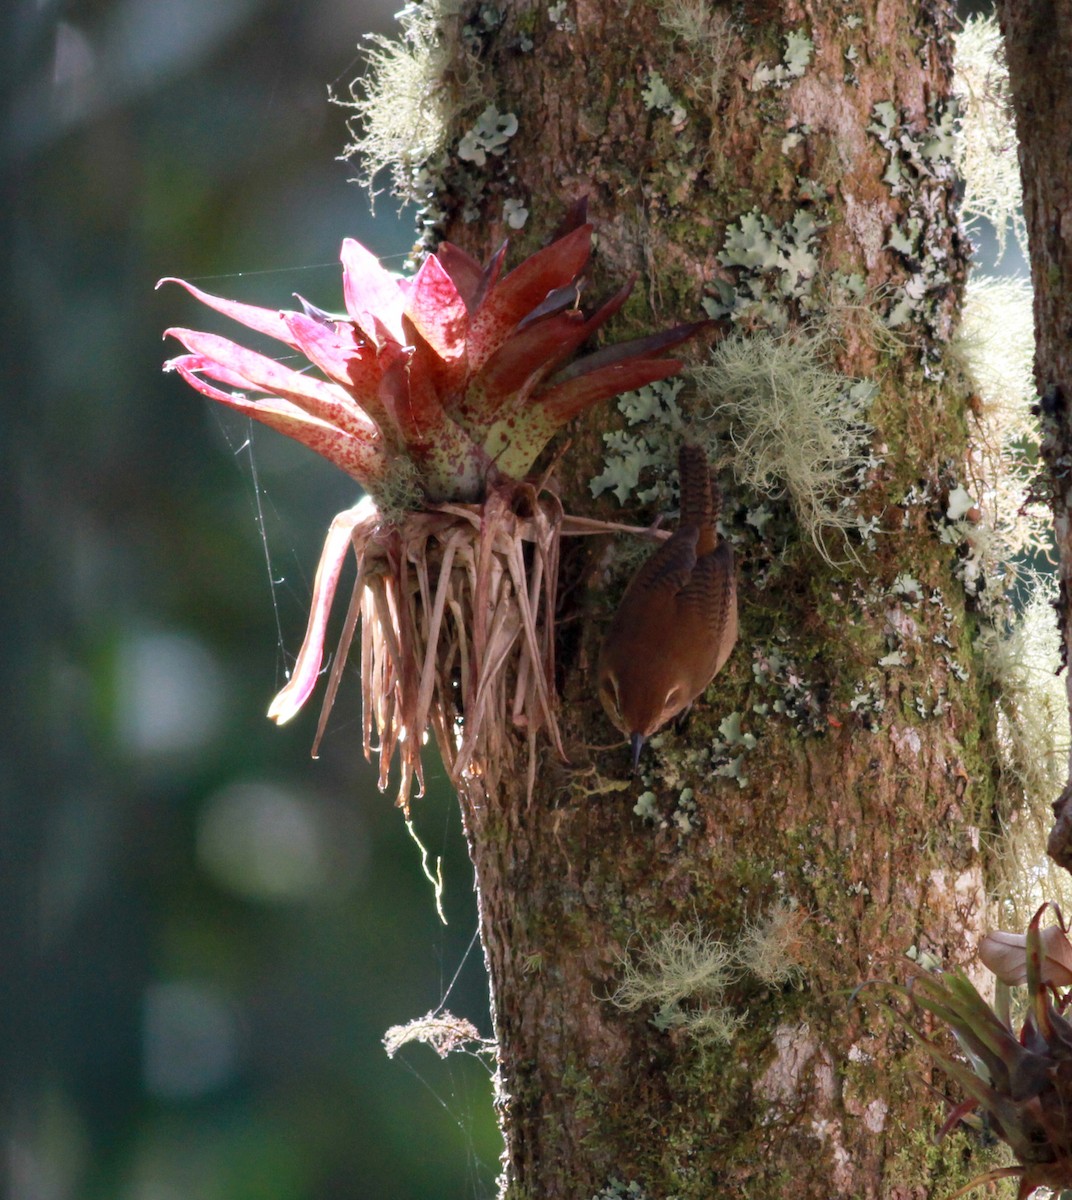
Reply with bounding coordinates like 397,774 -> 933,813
196,264 -> 502,1195
379,752 -> 502,1200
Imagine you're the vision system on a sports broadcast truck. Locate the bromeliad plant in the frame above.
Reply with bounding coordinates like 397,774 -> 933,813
883,903 -> 1072,1199
161,204 -> 699,805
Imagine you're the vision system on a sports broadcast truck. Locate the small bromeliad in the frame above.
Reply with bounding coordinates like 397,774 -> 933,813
874,903 -> 1072,1200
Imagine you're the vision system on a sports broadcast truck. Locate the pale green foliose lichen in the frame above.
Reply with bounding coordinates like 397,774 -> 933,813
868,100 -> 957,344
781,127 -> 807,154
502,197 -> 529,228
752,642 -> 826,735
633,791 -> 659,821
457,104 -> 518,165
751,29 -> 814,90
588,1179 -> 652,1200
672,788 -> 700,832
547,1 -> 575,31
589,378 -> 687,507
891,573 -> 924,604
850,681 -> 885,731
945,485 -> 975,522
642,71 -> 687,124
704,209 -> 821,330
718,711 -> 757,750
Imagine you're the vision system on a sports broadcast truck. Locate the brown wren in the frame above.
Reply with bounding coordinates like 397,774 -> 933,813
597,443 -> 738,768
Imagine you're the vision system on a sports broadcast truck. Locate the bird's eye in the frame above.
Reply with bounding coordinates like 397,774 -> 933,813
664,687 -> 682,710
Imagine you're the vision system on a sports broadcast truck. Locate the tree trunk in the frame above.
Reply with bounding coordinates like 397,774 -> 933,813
424,2 -> 1004,1195
995,0 -> 1072,870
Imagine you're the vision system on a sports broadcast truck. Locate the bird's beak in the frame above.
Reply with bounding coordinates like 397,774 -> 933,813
630,732 -> 646,772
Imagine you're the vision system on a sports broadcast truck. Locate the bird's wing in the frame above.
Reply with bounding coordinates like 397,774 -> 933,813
622,525 -> 700,600
680,541 -> 737,666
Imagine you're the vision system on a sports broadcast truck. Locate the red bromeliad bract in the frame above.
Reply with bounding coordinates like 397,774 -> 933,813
161,211 -> 702,505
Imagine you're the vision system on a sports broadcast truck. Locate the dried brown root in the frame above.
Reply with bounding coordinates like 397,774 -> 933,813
283,482 -> 664,811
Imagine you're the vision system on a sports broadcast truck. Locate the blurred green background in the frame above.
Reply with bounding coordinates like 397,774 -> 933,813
4,2 -> 500,1196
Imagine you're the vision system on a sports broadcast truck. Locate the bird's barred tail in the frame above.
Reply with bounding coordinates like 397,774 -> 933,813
678,443 -> 719,554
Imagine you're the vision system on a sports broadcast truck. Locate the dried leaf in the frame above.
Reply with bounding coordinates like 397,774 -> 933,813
981,925 -> 1072,988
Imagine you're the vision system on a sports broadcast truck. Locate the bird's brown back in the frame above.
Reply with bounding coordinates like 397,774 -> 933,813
597,443 -> 739,745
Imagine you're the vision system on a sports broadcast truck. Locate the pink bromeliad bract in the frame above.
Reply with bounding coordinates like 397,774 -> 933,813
161,212 -> 701,504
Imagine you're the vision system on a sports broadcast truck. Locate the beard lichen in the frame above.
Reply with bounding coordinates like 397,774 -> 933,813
342,2 -> 475,200
608,905 -> 810,1049
693,328 -> 877,565
952,14 -> 1027,262
737,900 -> 809,988
981,576 -> 1072,926
609,923 -> 743,1045
952,273 -> 1048,567
654,0 -> 737,107
340,0 -> 511,234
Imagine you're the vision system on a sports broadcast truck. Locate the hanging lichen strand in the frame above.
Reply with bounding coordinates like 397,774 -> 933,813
161,208 -> 702,806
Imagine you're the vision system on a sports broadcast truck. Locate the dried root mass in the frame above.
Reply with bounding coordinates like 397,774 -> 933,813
276,485 -> 656,810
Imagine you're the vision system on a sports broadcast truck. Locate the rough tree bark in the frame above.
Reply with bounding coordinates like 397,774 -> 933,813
995,0 -> 1072,870
422,2 -> 1006,1196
